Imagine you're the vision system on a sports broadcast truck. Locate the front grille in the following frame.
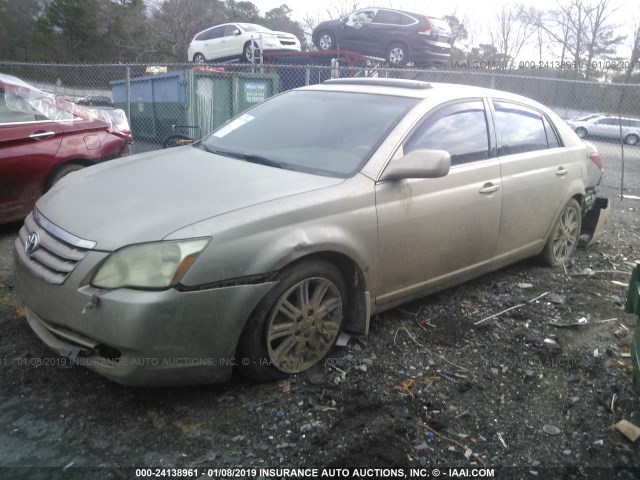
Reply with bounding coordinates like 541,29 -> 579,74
18,212 -> 92,284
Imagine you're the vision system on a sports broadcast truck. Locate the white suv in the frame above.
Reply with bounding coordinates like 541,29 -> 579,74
187,23 -> 301,63
567,114 -> 640,145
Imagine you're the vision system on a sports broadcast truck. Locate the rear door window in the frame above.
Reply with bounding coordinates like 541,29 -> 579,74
493,101 -> 549,155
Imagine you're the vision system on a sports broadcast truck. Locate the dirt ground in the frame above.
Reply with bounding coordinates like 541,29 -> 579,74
1,153 -> 639,480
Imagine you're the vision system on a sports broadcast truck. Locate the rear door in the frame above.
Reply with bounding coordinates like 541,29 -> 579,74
492,99 -> 573,262
375,99 -> 502,304
0,88 -> 64,221
590,117 -> 620,139
370,9 -> 415,58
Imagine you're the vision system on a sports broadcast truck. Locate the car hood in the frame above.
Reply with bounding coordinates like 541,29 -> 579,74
37,147 -> 344,251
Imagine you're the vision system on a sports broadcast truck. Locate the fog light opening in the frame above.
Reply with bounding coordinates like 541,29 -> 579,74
95,344 -> 121,362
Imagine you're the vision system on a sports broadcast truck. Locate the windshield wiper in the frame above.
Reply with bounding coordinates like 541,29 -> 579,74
209,148 -> 286,169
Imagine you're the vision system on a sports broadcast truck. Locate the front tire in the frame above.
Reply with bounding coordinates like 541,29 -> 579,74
624,134 -> 639,146
193,53 -> 206,64
540,198 -> 581,266
243,41 -> 259,62
237,260 -> 346,381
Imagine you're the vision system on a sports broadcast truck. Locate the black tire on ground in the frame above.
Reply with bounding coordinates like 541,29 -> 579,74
45,163 -> 85,192
236,260 -> 346,382
540,198 -> 582,267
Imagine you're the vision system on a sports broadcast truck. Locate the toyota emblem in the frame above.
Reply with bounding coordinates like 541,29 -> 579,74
25,232 -> 40,256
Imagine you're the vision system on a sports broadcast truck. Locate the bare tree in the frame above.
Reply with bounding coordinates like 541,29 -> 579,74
583,0 -> 625,78
526,0 -> 626,79
625,16 -> 640,82
488,3 -> 535,70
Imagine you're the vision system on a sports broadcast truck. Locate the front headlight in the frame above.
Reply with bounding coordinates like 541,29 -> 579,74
92,239 -> 210,289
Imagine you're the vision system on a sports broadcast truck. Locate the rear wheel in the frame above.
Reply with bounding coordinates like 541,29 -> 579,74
575,127 -> 588,139
387,43 -> 407,65
45,163 -> 85,192
624,134 -> 639,145
540,198 -> 581,266
237,260 -> 346,381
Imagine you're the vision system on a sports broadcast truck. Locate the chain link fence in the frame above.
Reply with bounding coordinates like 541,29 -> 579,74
1,60 -> 639,204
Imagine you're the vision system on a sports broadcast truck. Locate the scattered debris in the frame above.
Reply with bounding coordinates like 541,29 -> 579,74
547,293 -> 566,304
614,420 -> 640,442
596,317 -> 619,324
497,432 -> 508,448
542,424 -> 561,435
281,380 -> 291,393
335,332 -> 351,347
394,379 -> 417,400
474,292 -> 548,325
548,317 -> 588,328
421,423 -> 486,467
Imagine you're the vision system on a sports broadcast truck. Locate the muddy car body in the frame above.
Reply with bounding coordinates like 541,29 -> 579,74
14,79 -> 607,386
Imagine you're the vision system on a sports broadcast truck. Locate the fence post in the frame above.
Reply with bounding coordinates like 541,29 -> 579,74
125,65 -> 131,132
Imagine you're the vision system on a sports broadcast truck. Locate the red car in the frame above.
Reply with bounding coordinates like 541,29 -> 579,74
0,74 -> 132,224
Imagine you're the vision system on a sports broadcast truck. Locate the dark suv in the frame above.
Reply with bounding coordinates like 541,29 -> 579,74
312,8 -> 451,66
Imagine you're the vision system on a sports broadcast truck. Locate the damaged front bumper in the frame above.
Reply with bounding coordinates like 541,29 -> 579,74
13,231 -> 276,386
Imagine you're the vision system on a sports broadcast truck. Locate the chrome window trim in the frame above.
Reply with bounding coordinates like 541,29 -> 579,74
34,208 -> 96,250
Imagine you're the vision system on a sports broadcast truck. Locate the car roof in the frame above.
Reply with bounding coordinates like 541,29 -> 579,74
355,6 -> 442,20
302,78 -> 546,106
196,22 -> 269,33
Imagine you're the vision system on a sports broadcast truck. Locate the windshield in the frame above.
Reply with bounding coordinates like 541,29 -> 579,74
200,90 -> 419,177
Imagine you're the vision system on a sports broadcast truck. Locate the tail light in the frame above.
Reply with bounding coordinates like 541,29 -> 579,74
418,16 -> 432,35
590,152 -> 602,170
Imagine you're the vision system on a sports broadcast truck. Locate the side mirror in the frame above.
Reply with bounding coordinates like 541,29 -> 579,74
379,149 -> 451,181
234,29 -> 241,36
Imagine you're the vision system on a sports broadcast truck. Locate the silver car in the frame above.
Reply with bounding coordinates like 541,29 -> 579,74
567,114 -> 640,145
13,79 -> 607,386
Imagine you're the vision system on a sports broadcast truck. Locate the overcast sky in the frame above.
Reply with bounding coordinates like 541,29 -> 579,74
252,0 -> 638,59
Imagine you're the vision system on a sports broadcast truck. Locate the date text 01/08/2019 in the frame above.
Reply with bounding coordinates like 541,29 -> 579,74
451,60 -> 640,70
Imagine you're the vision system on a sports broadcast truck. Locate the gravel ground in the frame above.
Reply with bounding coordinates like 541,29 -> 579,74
0,141 -> 639,480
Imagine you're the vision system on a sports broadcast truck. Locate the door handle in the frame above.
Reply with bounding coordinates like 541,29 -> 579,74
556,167 -> 568,176
29,131 -> 56,140
479,183 -> 500,195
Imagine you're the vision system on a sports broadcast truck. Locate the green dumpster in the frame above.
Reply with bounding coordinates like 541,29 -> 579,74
626,261 -> 640,391
111,69 -> 280,143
